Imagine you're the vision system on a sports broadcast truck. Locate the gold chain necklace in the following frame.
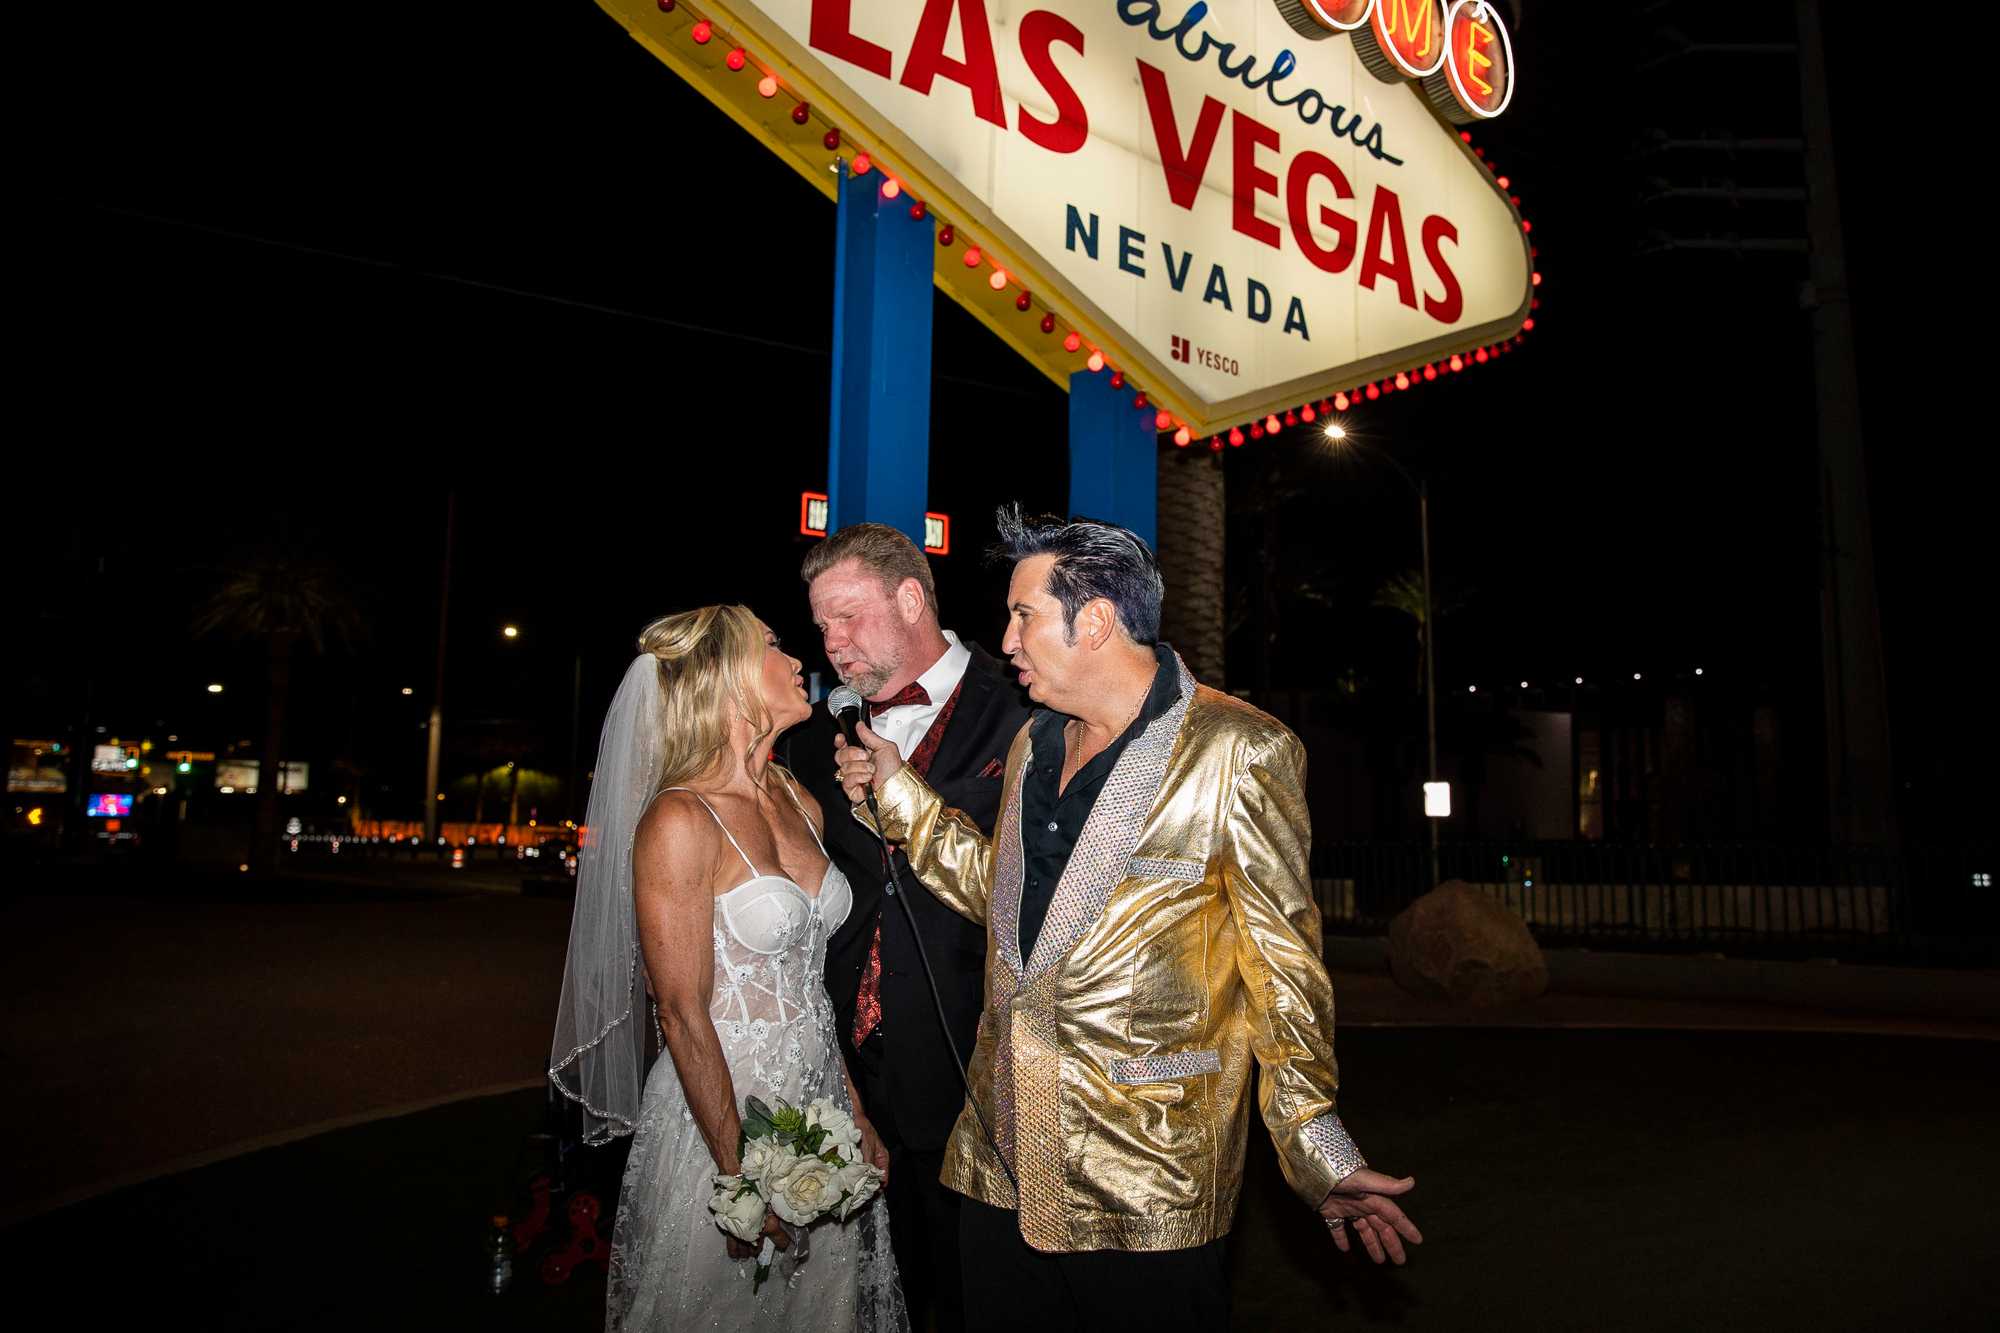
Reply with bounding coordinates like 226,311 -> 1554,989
1067,682 -> 1147,777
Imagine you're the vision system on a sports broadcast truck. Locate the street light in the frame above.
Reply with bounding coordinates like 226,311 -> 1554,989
502,625 -> 520,639
206,683 -> 224,694
1325,430 -> 1442,888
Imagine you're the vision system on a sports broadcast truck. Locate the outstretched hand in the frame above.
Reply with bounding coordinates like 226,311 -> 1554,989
833,720 -> 902,806
1319,1168 -> 1423,1265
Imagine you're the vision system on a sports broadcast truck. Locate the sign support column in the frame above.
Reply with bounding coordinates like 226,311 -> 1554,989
827,163 -> 932,541
1066,369 -> 1156,548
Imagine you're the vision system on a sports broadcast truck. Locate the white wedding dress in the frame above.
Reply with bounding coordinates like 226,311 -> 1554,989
606,778 -> 908,1332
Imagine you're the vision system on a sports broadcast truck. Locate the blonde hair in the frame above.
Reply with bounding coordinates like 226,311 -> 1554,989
637,604 -> 771,789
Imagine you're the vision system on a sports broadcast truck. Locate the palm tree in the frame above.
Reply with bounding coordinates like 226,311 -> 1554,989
1372,570 -> 1464,696
194,546 -> 364,875
1156,449 -> 1227,687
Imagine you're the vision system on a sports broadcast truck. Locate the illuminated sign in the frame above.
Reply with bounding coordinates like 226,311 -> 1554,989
1279,0 -> 1511,123
87,793 -> 133,817
92,744 -> 138,774
801,490 -> 831,537
801,491 -> 951,553
1430,2 -> 1512,122
214,760 -> 311,795
595,1 -> 1528,437
1423,780 -> 1450,817
8,739 -> 67,794
1339,0 -> 1446,81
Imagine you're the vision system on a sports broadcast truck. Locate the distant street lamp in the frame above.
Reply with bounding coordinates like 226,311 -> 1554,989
424,492 -> 456,847
1326,427 -> 1442,888
502,625 -> 520,639
206,683 -> 225,694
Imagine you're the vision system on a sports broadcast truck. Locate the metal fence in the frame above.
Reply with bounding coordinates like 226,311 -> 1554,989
1311,841 -> 1996,965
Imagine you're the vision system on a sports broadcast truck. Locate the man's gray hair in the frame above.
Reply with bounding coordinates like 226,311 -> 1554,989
991,504 -> 1164,644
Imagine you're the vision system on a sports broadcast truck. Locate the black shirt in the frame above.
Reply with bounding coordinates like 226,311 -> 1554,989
1017,642 -> 1181,959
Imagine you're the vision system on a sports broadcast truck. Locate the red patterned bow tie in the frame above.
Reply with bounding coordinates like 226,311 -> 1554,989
868,681 -> 931,717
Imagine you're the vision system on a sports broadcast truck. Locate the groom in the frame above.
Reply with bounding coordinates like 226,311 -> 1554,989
837,508 -> 1423,1328
781,522 -> 1030,1333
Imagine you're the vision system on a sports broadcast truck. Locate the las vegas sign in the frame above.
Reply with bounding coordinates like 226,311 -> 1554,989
596,1 -> 1529,437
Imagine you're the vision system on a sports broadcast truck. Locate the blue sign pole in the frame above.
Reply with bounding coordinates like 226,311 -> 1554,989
1066,369 -> 1157,548
826,163 -> 933,542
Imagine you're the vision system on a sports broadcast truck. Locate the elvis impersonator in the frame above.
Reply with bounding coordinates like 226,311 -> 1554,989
836,507 -> 1423,1330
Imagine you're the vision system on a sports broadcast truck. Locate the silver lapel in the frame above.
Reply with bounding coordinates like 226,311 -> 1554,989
1022,655 -> 1196,978
988,754 -> 1029,987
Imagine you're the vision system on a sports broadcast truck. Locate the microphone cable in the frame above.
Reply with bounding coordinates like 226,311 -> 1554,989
829,688 -> 1017,1195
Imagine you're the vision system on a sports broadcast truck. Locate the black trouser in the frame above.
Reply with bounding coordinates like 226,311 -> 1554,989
857,1049 -> 965,1333
958,1197 -> 1230,1333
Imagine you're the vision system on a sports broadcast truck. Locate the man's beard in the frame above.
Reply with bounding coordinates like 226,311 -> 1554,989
836,658 -> 896,700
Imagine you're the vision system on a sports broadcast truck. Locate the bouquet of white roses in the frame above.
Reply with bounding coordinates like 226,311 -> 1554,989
708,1094 -> 884,1290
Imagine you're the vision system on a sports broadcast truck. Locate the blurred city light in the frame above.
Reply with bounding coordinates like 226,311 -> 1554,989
206,683 -> 224,694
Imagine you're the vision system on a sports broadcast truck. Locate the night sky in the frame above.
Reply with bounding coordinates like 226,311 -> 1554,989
23,2 -> 1989,843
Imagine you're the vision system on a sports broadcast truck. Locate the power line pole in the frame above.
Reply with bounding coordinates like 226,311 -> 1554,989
1796,0 -> 1894,845
423,492 -> 455,845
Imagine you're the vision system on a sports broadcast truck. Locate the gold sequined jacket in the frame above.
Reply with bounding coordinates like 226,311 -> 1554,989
860,656 -> 1366,1252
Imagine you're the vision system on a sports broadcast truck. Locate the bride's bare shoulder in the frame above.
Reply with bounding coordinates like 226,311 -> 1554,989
633,789 -> 724,886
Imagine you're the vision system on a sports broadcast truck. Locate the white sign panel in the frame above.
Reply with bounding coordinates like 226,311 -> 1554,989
602,1 -> 1531,433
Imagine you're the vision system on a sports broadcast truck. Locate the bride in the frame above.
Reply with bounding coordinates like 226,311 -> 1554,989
549,605 -> 908,1331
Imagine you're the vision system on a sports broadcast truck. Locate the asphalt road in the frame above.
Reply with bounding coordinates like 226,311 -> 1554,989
7,865 -> 1998,1330
3,868 -> 574,1219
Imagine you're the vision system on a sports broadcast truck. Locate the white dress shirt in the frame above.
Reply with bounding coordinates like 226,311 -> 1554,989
869,631 -> 972,761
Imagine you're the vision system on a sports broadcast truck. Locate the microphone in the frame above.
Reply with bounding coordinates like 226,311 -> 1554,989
826,684 -> 866,749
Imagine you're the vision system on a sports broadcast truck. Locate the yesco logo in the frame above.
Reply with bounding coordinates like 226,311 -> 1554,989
1171,335 -> 1191,363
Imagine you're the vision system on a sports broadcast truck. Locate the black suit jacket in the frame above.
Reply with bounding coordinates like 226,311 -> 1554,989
781,642 -> 1030,1151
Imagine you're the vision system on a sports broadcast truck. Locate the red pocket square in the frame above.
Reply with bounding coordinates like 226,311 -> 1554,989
979,758 -> 1005,779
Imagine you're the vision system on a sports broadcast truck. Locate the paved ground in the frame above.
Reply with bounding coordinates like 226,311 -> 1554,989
6,863 -> 1998,1328
8,1032 -> 1995,1331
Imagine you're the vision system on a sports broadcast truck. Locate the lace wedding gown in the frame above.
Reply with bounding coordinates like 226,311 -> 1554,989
607,781 -> 908,1332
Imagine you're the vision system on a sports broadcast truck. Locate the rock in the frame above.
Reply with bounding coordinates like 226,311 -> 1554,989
1388,881 -> 1548,1006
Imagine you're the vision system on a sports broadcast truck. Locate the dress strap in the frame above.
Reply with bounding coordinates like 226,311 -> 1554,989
773,769 -> 827,856
661,786 -> 759,877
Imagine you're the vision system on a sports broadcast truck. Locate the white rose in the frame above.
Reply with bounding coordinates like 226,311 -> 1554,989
833,1161 -> 883,1221
807,1098 -> 861,1160
708,1174 -> 766,1242
738,1137 -> 783,1184
769,1155 -> 839,1226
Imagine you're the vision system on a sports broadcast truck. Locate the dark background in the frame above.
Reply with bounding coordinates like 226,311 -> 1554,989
18,1 -> 1988,847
